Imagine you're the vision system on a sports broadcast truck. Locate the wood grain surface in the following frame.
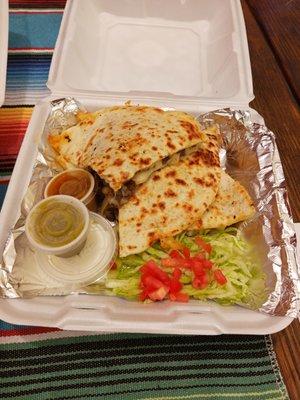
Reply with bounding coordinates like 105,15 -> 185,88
241,2 -> 300,399
247,0 -> 300,104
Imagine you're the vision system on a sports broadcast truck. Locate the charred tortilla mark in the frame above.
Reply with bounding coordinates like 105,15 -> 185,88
183,204 -> 193,212
152,146 -> 158,151
180,120 -> 200,140
165,189 -> 176,197
166,141 -> 176,150
152,174 -> 160,181
128,245 -> 137,250
193,177 -> 204,185
175,178 -> 187,186
113,158 -> 123,166
188,189 -> 195,199
64,134 -> 71,143
139,158 -> 152,166
165,170 -> 176,178
137,222 -> 142,227
158,201 -> 166,210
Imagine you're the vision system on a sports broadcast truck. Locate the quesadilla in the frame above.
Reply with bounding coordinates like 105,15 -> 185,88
192,170 -> 255,230
48,105 -> 209,205
119,145 -> 221,257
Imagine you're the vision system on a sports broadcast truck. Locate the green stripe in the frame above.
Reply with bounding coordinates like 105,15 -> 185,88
1,362 -> 275,387
140,391 -> 284,400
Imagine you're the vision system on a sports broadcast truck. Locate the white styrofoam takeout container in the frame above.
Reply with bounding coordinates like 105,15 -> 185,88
0,0 -> 8,106
0,0 -> 293,334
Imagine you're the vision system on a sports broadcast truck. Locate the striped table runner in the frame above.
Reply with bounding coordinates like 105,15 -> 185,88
0,2 -> 290,399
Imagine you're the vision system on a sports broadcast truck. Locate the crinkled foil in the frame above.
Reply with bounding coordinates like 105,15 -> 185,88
0,100 -> 299,317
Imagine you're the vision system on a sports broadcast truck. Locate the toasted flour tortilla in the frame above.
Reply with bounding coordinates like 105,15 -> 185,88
119,146 -> 221,257
193,170 -> 255,230
48,105 -> 208,192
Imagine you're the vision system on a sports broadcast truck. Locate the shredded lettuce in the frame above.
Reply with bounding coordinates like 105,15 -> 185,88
104,228 -> 267,309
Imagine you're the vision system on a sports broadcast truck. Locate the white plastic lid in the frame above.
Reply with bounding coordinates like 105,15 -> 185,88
48,0 -> 253,109
35,212 -> 117,286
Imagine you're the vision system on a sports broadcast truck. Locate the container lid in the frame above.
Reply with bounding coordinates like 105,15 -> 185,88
48,0 -> 254,109
0,0 -> 8,106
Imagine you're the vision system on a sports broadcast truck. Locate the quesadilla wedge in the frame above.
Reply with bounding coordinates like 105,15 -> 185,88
191,170 -> 255,230
48,105 -> 207,188
119,146 -> 221,257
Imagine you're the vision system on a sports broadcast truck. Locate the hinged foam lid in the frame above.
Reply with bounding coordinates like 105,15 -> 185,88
48,0 -> 254,108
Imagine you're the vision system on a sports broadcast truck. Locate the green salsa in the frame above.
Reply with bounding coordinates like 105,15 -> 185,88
28,199 -> 84,247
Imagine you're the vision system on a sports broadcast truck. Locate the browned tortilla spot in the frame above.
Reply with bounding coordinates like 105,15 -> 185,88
165,170 -> 176,178
165,189 -> 176,197
113,158 -> 123,166
175,178 -> 187,186
158,201 -> 166,210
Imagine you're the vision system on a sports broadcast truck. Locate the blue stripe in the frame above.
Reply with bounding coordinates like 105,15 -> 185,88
0,320 -> 25,331
0,184 -> 8,210
9,13 -> 62,49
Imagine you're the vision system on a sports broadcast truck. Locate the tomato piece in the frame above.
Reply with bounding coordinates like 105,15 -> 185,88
202,259 -> 213,270
142,260 -> 170,284
109,261 -> 117,270
195,237 -> 212,254
148,286 -> 169,301
161,258 -> 179,268
177,258 -> 194,269
169,293 -> 177,301
182,247 -> 190,258
192,273 -> 208,289
169,278 -> 182,294
191,260 -> 205,277
214,269 -> 227,285
194,253 -> 205,261
174,292 -> 189,302
141,275 -> 164,292
169,250 -> 183,259
173,267 -> 182,280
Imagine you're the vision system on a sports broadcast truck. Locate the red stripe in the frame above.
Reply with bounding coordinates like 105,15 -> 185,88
10,0 -> 67,6
11,11 -> 63,14
0,326 -> 60,336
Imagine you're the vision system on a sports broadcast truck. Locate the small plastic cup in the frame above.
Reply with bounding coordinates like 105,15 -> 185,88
44,168 -> 97,211
25,195 -> 90,258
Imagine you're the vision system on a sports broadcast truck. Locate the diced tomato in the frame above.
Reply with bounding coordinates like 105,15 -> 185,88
174,292 -> 189,302
161,257 -> 180,268
195,237 -> 212,254
192,273 -> 208,289
193,253 -> 205,261
191,260 -> 205,277
142,260 -> 170,284
214,269 -> 227,285
141,275 -> 165,292
148,286 -> 169,301
182,247 -> 190,259
202,259 -> 213,270
110,261 -> 117,270
169,293 -> 177,301
173,267 -> 182,280
169,249 -> 184,259
139,289 -> 148,301
169,278 -> 182,294
161,257 -> 190,269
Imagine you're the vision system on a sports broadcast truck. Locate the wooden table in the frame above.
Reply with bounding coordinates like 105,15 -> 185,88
241,1 -> 300,399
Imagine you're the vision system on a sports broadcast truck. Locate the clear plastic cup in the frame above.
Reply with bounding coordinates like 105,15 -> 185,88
44,168 -> 97,211
25,195 -> 90,258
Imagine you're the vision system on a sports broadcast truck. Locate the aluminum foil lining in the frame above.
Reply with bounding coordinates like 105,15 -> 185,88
0,99 -> 299,317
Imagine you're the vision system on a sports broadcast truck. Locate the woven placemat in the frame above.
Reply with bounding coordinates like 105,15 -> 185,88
0,321 -> 289,400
